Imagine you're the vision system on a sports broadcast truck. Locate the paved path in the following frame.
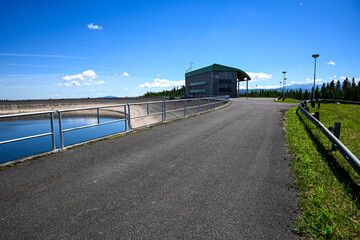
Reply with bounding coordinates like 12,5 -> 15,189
0,98 -> 299,239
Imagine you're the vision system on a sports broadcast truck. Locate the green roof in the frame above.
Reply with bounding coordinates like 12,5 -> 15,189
185,63 -> 251,81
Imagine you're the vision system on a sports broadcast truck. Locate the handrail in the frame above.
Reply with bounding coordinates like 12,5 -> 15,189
297,103 -> 360,175
0,111 -> 56,151
57,104 -> 127,148
1,96 -> 230,163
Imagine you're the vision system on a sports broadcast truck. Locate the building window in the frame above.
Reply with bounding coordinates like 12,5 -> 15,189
218,79 -> 232,83
189,81 -> 205,87
190,89 -> 205,93
219,88 -> 232,92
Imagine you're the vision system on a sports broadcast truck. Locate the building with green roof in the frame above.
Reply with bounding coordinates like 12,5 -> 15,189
185,63 -> 251,98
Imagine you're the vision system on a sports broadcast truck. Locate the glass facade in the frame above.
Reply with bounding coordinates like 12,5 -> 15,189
189,81 -> 206,87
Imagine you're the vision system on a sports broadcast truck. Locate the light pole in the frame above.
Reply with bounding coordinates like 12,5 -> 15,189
256,85 -> 258,96
279,81 -> 282,96
312,54 -> 319,99
282,71 -> 286,97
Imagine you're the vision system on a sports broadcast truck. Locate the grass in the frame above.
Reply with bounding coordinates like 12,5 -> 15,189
274,98 -> 300,103
285,103 -> 360,239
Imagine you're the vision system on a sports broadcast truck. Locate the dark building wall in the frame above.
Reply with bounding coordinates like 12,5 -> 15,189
185,71 -> 237,97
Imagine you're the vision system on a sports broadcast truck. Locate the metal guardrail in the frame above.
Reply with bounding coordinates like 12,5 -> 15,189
1,96 -> 230,162
57,104 -> 127,148
319,99 -> 360,105
127,96 -> 227,130
298,103 -> 360,175
0,111 -> 56,150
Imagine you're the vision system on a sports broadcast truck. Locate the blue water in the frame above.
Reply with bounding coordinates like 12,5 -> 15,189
0,116 -> 126,163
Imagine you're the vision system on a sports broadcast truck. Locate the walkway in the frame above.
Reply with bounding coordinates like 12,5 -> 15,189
0,98 -> 299,239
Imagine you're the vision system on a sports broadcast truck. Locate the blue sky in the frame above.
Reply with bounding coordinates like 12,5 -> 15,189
1,0 -> 359,99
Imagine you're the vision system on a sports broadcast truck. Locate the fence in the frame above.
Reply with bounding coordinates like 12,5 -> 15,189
0,96 -> 229,163
297,102 -> 360,175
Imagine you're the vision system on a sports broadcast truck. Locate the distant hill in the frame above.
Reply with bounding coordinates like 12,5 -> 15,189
100,96 -> 118,99
239,83 -> 322,93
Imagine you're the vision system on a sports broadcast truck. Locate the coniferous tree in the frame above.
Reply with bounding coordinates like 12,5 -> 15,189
352,78 -> 356,88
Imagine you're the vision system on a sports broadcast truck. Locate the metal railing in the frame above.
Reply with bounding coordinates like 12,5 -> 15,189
0,96 -> 230,163
298,103 -> 360,175
0,111 -> 56,150
57,104 -> 127,148
127,96 -> 228,130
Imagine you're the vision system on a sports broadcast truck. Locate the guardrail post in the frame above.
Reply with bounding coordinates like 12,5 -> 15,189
312,112 -> 320,121
163,100 -> 166,122
127,104 -> 131,130
58,111 -> 64,149
215,99 -> 217,108
332,122 -> 341,151
147,103 -> 149,115
50,112 -> 56,150
198,99 -> 200,113
208,98 -> 210,110
97,108 -> 100,124
184,101 -> 187,116
124,105 -> 127,131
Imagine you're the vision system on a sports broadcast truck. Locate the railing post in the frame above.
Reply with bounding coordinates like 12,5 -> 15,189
184,101 -> 187,117
163,100 -> 166,122
161,101 -> 164,122
97,108 -> 100,124
58,111 -> 64,149
332,122 -> 341,151
50,112 -> 56,150
208,98 -> 210,110
124,105 -> 127,131
147,103 -> 149,115
127,104 -> 131,130
198,99 -> 200,113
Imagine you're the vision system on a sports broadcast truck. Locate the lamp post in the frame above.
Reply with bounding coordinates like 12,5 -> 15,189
312,54 -> 319,99
282,71 -> 286,97
256,85 -> 258,96
280,82 -> 282,96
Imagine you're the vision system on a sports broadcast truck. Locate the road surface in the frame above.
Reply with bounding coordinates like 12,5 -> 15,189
1,98 -> 299,239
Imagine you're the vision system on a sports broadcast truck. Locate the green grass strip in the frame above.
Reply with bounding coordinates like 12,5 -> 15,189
274,98 -> 300,103
285,104 -> 360,239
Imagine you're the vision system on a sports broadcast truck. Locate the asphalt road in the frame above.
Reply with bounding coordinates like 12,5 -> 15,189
1,98 -> 299,239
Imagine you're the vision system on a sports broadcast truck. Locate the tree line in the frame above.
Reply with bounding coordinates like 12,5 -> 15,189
141,86 -> 186,97
239,77 -> 360,101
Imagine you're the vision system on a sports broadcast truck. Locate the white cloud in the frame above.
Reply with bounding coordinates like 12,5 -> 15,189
124,88 -> 129,91
62,74 -> 84,81
82,70 -> 97,79
138,78 -> 185,88
58,70 -> 104,87
252,85 -> 283,89
246,72 -> 272,82
305,77 -> 324,83
329,75 -> 336,79
340,76 -> 347,80
122,72 -> 130,77
83,80 -> 105,86
87,23 -> 103,30
327,61 -> 336,65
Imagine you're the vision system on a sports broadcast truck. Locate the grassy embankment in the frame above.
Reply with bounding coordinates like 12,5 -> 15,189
285,103 -> 360,238
274,98 -> 300,103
